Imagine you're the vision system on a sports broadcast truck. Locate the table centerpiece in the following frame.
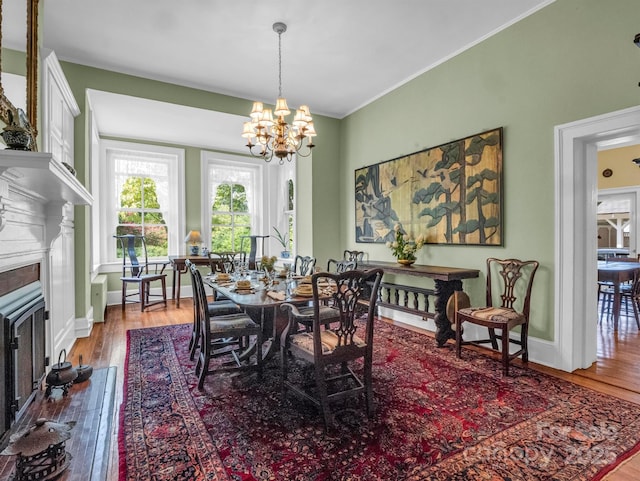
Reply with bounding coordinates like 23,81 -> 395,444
387,223 -> 426,266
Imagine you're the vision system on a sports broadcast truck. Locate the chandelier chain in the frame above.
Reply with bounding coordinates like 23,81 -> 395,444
278,30 -> 283,98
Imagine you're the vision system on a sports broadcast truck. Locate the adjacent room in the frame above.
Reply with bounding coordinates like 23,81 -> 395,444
1,1 -> 640,480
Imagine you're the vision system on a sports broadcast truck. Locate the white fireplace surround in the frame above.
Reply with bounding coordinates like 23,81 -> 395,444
0,150 -> 92,365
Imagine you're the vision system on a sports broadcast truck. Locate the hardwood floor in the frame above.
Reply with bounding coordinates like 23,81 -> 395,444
66,300 -> 640,480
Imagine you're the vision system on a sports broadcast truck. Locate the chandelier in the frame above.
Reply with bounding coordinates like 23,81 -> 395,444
241,22 -> 316,164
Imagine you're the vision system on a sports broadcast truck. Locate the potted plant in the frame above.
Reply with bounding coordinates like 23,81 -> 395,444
386,223 -> 426,266
273,226 -> 290,258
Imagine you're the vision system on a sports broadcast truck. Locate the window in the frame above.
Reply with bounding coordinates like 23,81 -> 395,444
201,151 -> 297,259
116,176 -> 168,257
285,178 -> 295,252
275,163 -> 296,254
201,153 -> 261,254
211,183 -> 251,252
99,140 -> 185,265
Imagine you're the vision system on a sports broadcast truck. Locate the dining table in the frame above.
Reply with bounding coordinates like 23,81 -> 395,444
597,260 -> 640,329
204,272 -> 333,360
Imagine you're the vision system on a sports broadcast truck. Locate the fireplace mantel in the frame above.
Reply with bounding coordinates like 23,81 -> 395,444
0,150 -> 92,205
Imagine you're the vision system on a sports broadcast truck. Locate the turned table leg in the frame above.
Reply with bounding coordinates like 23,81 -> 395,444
434,279 -> 462,347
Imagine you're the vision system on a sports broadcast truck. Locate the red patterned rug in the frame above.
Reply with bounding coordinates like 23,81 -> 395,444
119,321 -> 640,480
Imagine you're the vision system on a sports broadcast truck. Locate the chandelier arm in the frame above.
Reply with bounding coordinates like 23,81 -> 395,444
247,142 -> 274,162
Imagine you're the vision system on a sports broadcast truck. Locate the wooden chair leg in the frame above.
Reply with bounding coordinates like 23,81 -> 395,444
501,328 -> 510,376
256,331 -> 263,382
364,356 -> 374,416
121,282 -> 127,310
140,282 -> 147,311
315,367 -> 333,429
280,339 -> 289,400
195,349 -> 202,376
189,319 -> 200,361
198,350 -> 208,390
488,328 -> 499,350
160,276 -> 167,306
455,319 -> 463,358
632,297 -> 640,329
521,323 -> 529,363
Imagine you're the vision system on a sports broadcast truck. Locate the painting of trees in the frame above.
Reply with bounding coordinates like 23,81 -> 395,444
355,127 -> 502,245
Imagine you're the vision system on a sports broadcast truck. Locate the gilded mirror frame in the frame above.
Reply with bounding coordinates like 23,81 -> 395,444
0,0 -> 39,147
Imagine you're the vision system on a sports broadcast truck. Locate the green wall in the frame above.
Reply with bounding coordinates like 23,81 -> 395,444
339,0 -> 640,341
57,63 -> 341,316
6,0 -> 640,346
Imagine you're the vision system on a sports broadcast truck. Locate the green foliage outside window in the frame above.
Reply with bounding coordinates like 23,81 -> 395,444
211,183 -> 251,252
116,177 -> 168,258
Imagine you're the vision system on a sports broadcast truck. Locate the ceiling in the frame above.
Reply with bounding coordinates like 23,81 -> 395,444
3,0 -> 555,152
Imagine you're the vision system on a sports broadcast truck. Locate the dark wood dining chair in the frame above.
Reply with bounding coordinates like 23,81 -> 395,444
326,259 -> 356,273
454,258 -> 539,376
185,259 -> 243,360
189,261 -> 263,389
115,234 -> 169,311
279,268 -> 383,428
343,250 -> 365,266
208,251 -> 243,273
293,255 -> 316,276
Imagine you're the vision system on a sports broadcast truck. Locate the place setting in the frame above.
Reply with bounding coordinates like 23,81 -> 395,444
229,278 -> 257,294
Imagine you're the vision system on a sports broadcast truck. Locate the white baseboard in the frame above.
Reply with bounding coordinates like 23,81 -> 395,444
379,307 -> 562,371
75,308 -> 94,338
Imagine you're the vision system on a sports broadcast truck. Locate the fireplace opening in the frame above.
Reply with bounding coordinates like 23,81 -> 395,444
0,264 -> 47,448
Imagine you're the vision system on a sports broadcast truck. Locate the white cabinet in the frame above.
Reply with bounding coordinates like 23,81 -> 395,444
42,50 -> 79,167
39,49 -> 84,354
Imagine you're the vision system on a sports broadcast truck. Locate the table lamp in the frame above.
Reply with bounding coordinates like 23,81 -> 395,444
184,230 -> 202,255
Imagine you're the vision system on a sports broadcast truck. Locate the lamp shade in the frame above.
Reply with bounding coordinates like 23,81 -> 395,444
184,230 -> 202,244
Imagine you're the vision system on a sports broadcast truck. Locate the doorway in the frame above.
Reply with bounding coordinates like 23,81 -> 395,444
555,104 -> 640,373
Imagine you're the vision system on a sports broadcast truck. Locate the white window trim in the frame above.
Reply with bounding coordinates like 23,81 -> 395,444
98,140 -> 185,272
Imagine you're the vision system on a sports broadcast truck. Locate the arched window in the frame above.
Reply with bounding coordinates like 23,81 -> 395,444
211,183 -> 251,252
201,151 -> 295,259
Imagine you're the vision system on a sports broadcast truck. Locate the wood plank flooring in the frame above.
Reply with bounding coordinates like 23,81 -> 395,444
59,301 -> 640,480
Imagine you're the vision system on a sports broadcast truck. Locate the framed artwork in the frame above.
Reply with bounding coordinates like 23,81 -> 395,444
355,127 -> 503,246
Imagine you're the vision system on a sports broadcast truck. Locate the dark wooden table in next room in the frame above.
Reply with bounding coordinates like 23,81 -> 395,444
597,260 -> 640,329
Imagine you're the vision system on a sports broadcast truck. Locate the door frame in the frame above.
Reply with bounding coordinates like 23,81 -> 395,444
555,105 -> 640,372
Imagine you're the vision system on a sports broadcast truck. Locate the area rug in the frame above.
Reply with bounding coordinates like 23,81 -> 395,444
119,321 -> 640,481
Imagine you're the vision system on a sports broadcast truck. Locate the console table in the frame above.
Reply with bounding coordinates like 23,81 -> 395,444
168,255 -> 210,308
359,261 -> 480,347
